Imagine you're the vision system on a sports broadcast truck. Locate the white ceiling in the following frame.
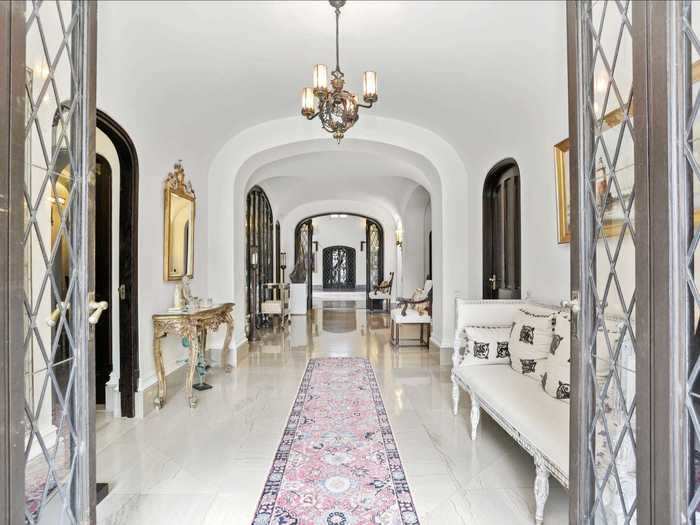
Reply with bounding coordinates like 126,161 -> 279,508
249,150 -> 420,219
96,1 -> 566,175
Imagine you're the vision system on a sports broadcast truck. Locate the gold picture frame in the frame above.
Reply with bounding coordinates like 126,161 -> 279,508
554,61 -> 700,244
163,162 -> 196,281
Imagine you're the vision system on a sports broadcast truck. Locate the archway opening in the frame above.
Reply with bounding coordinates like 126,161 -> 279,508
294,213 -> 385,310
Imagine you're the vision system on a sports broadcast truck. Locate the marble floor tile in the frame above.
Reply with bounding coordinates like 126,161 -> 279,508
96,306 -> 569,524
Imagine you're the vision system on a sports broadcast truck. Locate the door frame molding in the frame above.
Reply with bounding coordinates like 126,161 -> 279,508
1,1 -> 27,521
482,157 -> 521,299
96,109 -> 140,418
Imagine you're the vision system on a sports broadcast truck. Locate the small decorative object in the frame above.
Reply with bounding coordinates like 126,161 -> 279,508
181,275 -> 194,307
300,1 -> 378,143
173,284 -> 184,309
289,260 -> 307,283
395,229 -> 403,248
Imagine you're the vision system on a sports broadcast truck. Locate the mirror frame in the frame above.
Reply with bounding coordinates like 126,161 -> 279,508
163,162 -> 196,281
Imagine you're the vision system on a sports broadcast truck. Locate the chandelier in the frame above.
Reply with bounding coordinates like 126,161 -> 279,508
300,0 -> 378,143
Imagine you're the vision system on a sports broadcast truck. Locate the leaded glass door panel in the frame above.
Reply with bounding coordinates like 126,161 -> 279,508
365,219 -> 383,308
568,0 -> 638,522
3,1 -> 98,523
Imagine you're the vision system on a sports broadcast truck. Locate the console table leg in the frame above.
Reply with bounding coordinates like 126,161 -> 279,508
452,381 -> 460,416
221,313 -> 234,372
470,394 -> 480,440
153,331 -> 166,408
534,453 -> 550,525
185,328 -> 199,408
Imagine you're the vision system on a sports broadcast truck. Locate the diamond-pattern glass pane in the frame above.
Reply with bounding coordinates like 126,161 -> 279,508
583,1 -> 638,522
682,2 -> 700,521
368,222 -> 380,289
23,1 -> 87,523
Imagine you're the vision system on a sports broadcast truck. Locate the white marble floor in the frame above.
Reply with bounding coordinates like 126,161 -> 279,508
96,308 -> 569,524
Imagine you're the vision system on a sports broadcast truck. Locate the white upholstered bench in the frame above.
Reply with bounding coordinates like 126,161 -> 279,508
451,299 -> 567,525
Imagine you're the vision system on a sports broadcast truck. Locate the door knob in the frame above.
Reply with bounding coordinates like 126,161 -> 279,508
88,300 -> 109,325
488,274 -> 497,291
561,291 -> 581,314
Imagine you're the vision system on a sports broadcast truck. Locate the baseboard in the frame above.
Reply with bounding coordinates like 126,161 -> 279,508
430,335 -> 453,367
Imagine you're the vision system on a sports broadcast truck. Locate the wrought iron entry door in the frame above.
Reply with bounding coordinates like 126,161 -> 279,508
567,1 -> 639,522
1,2 -> 98,523
322,246 -> 356,289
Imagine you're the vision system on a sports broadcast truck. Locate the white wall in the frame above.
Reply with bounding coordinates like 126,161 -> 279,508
311,216 -> 367,288
400,185 -> 431,297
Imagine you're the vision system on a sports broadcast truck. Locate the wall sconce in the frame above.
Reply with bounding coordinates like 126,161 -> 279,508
360,241 -> 366,252
280,251 -> 287,281
395,229 -> 403,248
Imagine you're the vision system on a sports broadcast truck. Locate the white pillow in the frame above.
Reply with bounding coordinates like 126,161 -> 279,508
542,312 -> 572,402
509,307 -> 555,381
463,325 -> 512,365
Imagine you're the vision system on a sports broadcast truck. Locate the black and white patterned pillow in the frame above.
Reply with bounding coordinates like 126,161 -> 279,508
460,325 -> 512,365
508,307 -> 555,381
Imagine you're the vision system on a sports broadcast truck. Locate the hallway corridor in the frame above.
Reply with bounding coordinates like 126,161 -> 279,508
95,308 -> 568,524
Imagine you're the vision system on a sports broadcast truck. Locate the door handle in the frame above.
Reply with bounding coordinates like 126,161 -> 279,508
561,291 -> 581,332
560,297 -> 580,314
119,284 -> 126,300
47,302 -> 70,327
488,274 -> 497,291
88,300 -> 109,325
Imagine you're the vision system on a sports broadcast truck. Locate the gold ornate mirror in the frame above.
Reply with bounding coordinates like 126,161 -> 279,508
163,162 -> 195,281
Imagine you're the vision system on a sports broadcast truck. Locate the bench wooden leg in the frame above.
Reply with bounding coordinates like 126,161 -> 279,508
470,394 -> 480,440
452,381 -> 460,416
534,453 -> 550,525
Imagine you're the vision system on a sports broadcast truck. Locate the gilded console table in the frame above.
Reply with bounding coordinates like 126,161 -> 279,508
152,303 -> 234,409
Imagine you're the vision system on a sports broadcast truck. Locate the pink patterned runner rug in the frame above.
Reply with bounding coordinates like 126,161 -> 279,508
252,357 -> 419,525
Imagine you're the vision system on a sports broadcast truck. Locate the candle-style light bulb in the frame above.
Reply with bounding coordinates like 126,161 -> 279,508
301,87 -> 315,117
363,71 -> 378,103
313,64 -> 329,95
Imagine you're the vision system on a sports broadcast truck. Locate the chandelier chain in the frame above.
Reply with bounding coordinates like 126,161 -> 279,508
335,6 -> 341,74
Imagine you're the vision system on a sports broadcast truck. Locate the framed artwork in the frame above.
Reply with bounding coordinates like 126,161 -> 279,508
554,62 -> 700,244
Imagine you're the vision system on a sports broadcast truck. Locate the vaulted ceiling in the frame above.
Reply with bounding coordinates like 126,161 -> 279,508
97,1 -> 566,178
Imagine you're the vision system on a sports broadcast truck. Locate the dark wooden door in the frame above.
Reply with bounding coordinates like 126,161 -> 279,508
483,160 -> 521,299
323,246 -> 356,289
95,155 -> 112,405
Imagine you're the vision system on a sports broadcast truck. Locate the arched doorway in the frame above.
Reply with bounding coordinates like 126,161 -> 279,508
246,186 -> 274,334
482,158 -> 521,299
96,109 -> 140,417
294,213 -> 384,309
